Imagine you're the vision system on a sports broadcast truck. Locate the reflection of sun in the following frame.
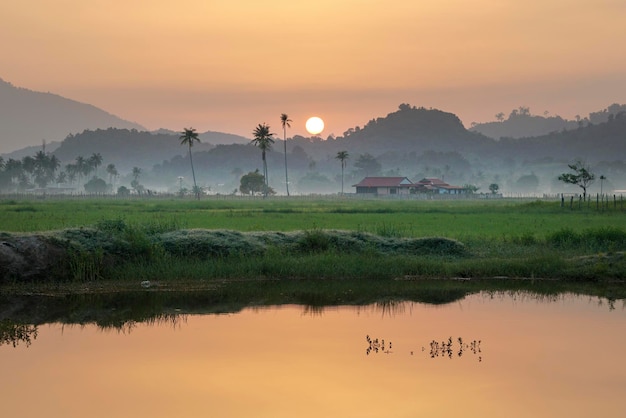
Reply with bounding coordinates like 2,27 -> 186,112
305,117 -> 324,135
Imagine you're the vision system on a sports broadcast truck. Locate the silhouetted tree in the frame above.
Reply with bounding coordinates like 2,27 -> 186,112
179,128 -> 201,199
239,169 -> 265,195
336,150 -> 349,194
558,160 -> 595,199
251,123 -> 275,197
281,113 -> 292,196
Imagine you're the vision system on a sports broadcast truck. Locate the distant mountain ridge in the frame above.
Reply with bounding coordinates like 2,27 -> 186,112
0,77 -> 145,153
50,128 -> 247,173
470,104 -> 626,139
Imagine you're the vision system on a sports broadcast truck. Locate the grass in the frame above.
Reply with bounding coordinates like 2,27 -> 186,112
1,197 -> 625,315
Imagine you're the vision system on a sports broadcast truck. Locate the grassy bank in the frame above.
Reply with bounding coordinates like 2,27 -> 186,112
1,197 -> 625,302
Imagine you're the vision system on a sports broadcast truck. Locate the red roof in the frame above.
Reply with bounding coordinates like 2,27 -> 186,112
416,178 -> 448,186
353,177 -> 413,187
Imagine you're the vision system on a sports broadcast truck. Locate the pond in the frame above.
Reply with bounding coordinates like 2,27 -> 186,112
1,291 -> 625,417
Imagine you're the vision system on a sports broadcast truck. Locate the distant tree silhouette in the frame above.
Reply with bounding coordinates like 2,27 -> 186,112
239,169 -> 265,195
558,160 -> 595,199
251,123 -> 275,197
179,128 -> 201,199
281,113 -> 292,196
88,153 -> 103,178
336,150 -> 349,194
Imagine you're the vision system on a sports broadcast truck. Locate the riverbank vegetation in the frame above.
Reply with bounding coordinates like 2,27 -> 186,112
1,197 -> 624,300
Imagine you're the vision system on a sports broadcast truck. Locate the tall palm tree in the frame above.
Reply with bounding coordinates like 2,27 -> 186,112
75,156 -> 87,184
336,150 -> 349,195
180,128 -> 201,199
251,123 -> 275,197
88,153 -> 103,178
280,113 -> 292,196
106,163 -> 118,187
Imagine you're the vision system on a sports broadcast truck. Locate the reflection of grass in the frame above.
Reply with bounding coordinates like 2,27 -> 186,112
1,282 -> 624,336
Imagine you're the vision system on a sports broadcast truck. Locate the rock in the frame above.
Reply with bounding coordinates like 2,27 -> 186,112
0,235 -> 65,282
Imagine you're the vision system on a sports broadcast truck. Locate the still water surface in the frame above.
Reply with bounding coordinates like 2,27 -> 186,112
1,292 -> 625,417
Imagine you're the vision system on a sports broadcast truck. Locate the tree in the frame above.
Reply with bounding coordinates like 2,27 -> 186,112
354,153 -> 381,177
515,174 -> 539,194
84,177 -> 107,194
336,151 -> 349,195
463,184 -> 480,193
75,156 -> 88,184
239,169 -> 265,195
489,183 -> 500,194
280,113 -> 292,196
179,128 -> 201,199
131,166 -> 142,194
495,112 -> 505,122
88,153 -> 103,178
251,123 -> 275,197
106,163 -> 118,186
558,160 -> 595,199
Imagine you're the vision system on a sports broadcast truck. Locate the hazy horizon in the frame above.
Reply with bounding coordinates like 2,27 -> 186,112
2,1 -> 625,141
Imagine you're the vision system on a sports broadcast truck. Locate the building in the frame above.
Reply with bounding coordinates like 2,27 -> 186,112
414,178 -> 467,194
352,177 -> 467,195
352,177 -> 414,195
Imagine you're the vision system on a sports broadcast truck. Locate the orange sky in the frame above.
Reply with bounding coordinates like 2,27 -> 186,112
1,0 -> 625,138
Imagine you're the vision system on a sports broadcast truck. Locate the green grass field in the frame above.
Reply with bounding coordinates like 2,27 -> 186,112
1,196 -> 624,240
1,196 -> 625,323
1,196 -> 626,288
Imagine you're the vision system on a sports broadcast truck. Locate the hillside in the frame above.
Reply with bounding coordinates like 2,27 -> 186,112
3,103 -> 626,195
470,104 -> 626,139
0,78 -> 144,154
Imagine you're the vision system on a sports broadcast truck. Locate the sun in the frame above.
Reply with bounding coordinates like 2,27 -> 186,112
305,116 -> 324,135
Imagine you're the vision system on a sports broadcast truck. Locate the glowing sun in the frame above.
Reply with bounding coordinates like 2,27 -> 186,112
305,116 -> 324,135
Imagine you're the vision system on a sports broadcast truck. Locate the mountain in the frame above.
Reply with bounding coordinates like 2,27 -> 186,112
153,129 -> 249,145
0,78 -> 145,154
4,103 -> 626,195
470,104 -> 626,139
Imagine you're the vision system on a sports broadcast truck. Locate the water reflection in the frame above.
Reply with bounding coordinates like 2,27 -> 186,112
1,292 -> 625,418
428,337 -> 482,361
365,335 -> 393,355
0,320 -> 38,348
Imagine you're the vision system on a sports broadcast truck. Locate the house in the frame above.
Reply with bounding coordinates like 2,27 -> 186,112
414,178 -> 466,194
352,177 -> 414,195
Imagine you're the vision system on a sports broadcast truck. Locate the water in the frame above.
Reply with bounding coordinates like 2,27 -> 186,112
1,292 -> 625,417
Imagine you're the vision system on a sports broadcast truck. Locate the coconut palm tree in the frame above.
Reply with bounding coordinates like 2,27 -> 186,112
106,163 -> 118,187
251,123 -> 275,197
280,113 -> 292,196
336,150 -> 349,195
75,156 -> 88,184
88,153 -> 103,178
179,128 -> 201,199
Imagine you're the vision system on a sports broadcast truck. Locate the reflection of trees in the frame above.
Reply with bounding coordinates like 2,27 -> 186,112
366,335 -> 393,355
365,334 -> 482,361
429,337 -> 482,362
0,320 -> 38,348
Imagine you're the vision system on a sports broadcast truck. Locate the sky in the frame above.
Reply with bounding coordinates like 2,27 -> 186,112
1,0 -> 626,139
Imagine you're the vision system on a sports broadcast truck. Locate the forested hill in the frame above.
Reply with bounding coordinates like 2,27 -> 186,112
336,104 -> 493,154
498,112 -> 626,162
0,78 -> 144,154
51,128 -> 251,173
470,104 -> 626,140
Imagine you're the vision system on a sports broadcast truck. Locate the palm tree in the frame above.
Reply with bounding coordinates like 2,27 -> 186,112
280,113 -> 292,196
75,156 -> 87,184
179,128 -> 201,199
251,123 -> 275,197
106,163 -> 118,187
88,153 -> 103,178
336,150 -> 349,195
